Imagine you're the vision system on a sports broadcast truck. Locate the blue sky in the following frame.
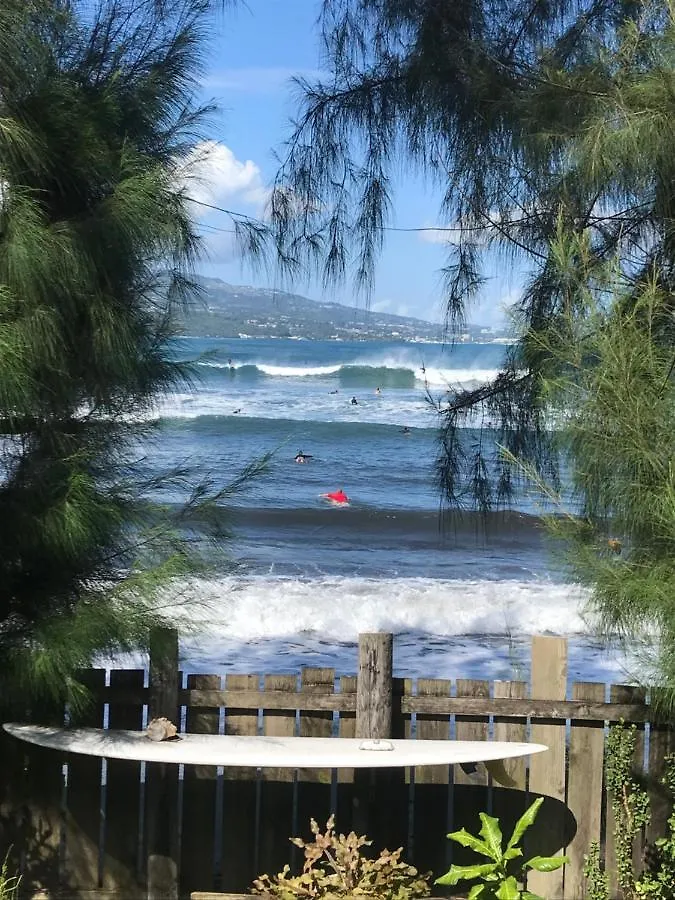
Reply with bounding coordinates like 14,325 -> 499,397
188,0 -> 522,325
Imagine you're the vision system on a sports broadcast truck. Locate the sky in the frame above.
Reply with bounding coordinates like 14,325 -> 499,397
188,0 -> 524,326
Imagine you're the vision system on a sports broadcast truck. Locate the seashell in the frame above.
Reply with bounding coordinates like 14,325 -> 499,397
146,717 -> 179,741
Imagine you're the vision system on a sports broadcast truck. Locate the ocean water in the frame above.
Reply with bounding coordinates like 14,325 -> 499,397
131,336 -> 628,685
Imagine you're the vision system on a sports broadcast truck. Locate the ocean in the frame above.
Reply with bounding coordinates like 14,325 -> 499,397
136,336 -> 628,685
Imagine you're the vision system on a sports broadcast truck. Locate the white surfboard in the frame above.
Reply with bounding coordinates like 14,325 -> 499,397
3,723 -> 546,769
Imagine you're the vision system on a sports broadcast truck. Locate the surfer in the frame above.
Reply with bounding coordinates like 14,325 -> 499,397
227,358 -> 233,367
233,408 -> 241,415
321,488 -> 350,505
295,450 -> 312,463
375,387 -> 381,395
329,389 -> 339,395
400,426 -> 411,435
350,396 -> 358,405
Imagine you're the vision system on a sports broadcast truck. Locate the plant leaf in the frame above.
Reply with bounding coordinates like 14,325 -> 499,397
435,863 -> 497,885
478,813 -> 503,861
507,797 -> 544,849
446,828 -> 493,857
521,893 -> 545,900
503,847 -> 523,861
525,855 -> 569,872
495,875 -> 521,900
468,885 -> 488,900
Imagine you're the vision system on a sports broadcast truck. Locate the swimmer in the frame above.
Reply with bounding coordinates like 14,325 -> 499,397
400,426 -> 411,435
295,450 -> 313,463
375,387 -> 381,395
227,358 -> 233,366
350,396 -> 358,405
321,488 -> 350,505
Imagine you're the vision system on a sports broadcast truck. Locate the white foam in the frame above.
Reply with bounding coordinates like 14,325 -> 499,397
420,367 -> 502,388
154,574 -> 590,643
98,575 -> 635,682
257,364 -> 343,377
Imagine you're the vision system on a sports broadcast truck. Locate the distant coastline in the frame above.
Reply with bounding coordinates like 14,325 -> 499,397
177,276 -> 513,344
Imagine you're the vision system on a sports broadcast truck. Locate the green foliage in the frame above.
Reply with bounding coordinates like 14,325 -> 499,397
252,816 -> 430,900
584,723 -> 675,900
0,0 -> 253,708
436,798 -> 567,899
0,852 -> 20,900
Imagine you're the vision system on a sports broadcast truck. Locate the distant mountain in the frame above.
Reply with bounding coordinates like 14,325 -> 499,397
177,277 -> 444,341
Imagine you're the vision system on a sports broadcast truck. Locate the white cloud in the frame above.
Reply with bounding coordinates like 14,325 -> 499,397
178,140 -> 269,213
203,66 -> 326,95
175,141 -> 270,263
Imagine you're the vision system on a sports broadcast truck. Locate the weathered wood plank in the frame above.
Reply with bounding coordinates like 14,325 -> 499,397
296,668 -> 335,843
356,633 -> 393,739
89,685 -> 650,721
605,685 -> 646,899
6,697 -> 65,896
63,670 -> 106,892
452,679 -> 490,870
491,680 -> 528,859
146,628 -> 180,900
336,675 -> 357,832
527,636 -> 567,900
646,722 -> 675,847
566,682 -> 606,899
180,674 -> 221,896
221,674 -> 260,893
101,670 -> 145,895
411,679 -> 451,879
258,675 -> 297,880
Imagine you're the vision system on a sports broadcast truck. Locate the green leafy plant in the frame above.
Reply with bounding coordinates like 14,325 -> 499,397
0,851 -> 21,900
435,797 -> 567,899
585,723 -> 675,900
252,815 -> 430,900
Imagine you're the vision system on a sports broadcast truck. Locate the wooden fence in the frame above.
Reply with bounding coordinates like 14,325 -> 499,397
0,632 -> 672,900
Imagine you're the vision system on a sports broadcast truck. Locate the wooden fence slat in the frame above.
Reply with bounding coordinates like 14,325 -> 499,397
646,722 -> 675,847
296,668 -> 335,838
221,674 -> 260,893
527,636 -> 568,900
257,675 -> 297,881
491,681 -> 528,856
336,675 -> 357,831
452,679 -> 490,869
64,670 -> 106,891
101,670 -> 145,897
91,686 -> 651,721
180,674 -> 221,896
4,698 -> 66,895
411,679 -> 451,879
565,682 -> 606,899
605,685 -> 646,899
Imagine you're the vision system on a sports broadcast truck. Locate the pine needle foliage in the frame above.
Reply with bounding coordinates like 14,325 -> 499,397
266,0 -> 675,510
268,0 -> 675,702
0,0 -> 248,709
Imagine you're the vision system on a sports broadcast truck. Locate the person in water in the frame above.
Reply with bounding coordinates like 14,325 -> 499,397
400,426 -> 411,435
375,386 -> 381,395
322,488 -> 349,504
295,450 -> 312,463
350,396 -> 358,405
329,389 -> 339,395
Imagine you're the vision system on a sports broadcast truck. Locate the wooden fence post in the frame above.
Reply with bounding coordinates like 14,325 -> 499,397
147,626 -> 179,900
356,633 -> 393,739
527,635 -> 568,899
354,633 -> 394,846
